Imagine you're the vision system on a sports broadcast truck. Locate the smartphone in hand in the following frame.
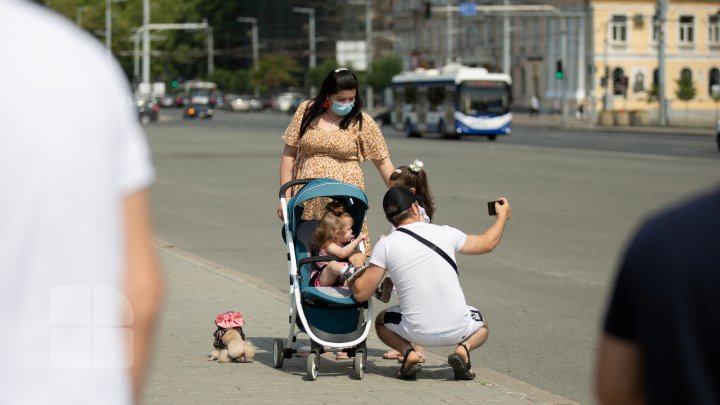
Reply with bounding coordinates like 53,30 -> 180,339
487,200 -> 504,216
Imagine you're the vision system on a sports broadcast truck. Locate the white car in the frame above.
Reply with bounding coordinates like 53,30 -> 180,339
273,92 -> 306,112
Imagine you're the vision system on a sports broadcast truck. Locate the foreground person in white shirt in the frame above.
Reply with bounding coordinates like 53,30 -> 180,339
0,1 -> 163,404
351,187 -> 510,380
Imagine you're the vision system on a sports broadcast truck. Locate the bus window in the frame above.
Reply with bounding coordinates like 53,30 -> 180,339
458,83 -> 511,116
428,87 -> 445,111
404,86 -> 417,107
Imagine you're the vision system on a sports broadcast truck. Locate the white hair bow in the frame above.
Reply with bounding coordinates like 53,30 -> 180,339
409,159 -> 424,173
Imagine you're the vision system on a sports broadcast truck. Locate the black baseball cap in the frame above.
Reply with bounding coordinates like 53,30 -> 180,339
383,187 -> 417,218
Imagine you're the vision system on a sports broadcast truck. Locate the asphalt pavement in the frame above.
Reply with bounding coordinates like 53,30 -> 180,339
141,240 -> 578,405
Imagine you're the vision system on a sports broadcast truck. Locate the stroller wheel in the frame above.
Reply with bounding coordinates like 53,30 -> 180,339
306,352 -> 319,381
272,339 -> 284,369
353,349 -> 365,380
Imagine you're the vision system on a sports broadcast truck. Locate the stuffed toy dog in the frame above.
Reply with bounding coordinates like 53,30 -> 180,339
208,311 -> 256,363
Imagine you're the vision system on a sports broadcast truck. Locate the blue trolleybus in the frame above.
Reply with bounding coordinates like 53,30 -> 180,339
391,64 -> 512,140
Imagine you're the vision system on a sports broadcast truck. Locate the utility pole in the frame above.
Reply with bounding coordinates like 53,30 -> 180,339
204,18 -> 214,75
656,0 -> 668,126
237,17 -> 259,69
446,0 -> 453,64
293,7 -> 316,69
133,31 -> 140,81
142,0 -> 150,91
76,6 -> 86,27
237,16 -> 259,97
560,16 -> 568,123
502,0 -> 510,74
105,0 -> 111,51
603,20 -> 611,111
365,1 -> 373,109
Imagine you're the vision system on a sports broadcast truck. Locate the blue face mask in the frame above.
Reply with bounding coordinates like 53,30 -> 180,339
331,99 -> 355,116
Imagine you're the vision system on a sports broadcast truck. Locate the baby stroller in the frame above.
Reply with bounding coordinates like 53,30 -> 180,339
273,178 -> 373,380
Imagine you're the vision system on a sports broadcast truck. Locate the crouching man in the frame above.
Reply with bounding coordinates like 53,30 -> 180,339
350,187 -> 511,380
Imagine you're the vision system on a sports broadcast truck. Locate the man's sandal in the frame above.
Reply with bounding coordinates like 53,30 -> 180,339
447,343 -> 476,380
383,350 -> 401,360
396,351 -> 426,364
396,347 -> 422,380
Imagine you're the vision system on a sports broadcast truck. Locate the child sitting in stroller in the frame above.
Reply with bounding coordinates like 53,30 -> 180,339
309,201 -> 367,287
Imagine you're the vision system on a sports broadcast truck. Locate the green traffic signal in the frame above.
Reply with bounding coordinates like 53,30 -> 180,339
555,60 -> 564,80
171,80 -> 178,88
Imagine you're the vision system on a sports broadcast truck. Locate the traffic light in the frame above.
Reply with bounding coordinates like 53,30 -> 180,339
424,1 -> 431,19
171,80 -> 178,88
555,60 -> 564,80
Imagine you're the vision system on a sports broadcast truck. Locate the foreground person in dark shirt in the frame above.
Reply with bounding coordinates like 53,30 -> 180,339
596,187 -> 720,405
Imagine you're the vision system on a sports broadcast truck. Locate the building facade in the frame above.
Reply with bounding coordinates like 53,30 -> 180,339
591,0 -> 720,122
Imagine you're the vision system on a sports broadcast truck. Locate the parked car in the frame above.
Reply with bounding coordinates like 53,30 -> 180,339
286,97 -> 304,115
214,92 -> 226,109
273,92 -> 306,112
157,94 -> 176,108
137,99 -> 159,126
228,94 -> 262,112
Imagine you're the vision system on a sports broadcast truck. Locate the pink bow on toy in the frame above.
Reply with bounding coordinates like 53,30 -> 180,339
215,311 -> 245,328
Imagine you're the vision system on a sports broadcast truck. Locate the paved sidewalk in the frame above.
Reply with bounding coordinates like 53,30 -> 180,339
512,112 -> 714,137
141,242 -> 578,405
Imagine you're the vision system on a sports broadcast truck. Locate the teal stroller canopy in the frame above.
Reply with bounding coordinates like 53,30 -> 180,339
286,178 -> 369,237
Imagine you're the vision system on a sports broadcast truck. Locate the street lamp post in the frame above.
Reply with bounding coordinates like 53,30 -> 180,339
142,0 -> 150,89
237,17 -> 259,69
349,0 -> 374,109
656,0 -> 668,126
237,16 -> 259,97
76,6 -> 86,27
293,7 -> 316,69
105,0 -> 127,55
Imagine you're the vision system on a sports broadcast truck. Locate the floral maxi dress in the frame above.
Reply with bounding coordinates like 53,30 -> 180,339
282,100 -> 390,249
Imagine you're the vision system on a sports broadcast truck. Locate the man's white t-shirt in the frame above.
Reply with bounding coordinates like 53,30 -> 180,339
370,222 -> 468,336
0,1 -> 154,404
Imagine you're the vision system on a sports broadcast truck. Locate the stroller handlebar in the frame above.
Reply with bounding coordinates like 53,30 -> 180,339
279,178 -> 317,199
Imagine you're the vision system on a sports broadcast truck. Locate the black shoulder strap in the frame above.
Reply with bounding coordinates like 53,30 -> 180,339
396,227 -> 458,276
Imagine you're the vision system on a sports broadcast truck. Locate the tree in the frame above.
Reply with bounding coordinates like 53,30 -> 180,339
307,59 -> 339,90
251,55 -> 302,93
368,56 -> 402,91
208,68 -> 251,93
646,82 -> 658,103
675,70 -> 697,124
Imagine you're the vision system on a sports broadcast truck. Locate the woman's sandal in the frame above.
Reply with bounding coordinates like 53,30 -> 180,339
447,343 -> 476,380
396,347 -> 422,380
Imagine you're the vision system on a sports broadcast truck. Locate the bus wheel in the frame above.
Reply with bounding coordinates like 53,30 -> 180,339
488,135 -> 497,141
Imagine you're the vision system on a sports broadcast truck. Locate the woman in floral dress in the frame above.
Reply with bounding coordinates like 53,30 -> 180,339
278,68 -> 394,254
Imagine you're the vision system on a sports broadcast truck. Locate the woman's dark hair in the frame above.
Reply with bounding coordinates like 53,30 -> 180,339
299,68 -> 363,138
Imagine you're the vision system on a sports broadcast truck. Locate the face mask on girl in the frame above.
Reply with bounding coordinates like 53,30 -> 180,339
330,99 -> 355,116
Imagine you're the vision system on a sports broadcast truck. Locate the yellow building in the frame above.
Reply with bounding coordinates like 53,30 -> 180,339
592,0 -> 720,124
